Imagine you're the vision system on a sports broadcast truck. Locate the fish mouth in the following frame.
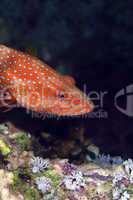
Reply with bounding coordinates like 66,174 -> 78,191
62,104 -> 94,117
50,100 -> 94,117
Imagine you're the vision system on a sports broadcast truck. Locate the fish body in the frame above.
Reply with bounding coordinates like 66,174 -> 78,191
0,45 -> 93,116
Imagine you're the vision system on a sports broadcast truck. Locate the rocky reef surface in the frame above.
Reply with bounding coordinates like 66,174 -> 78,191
0,122 -> 133,200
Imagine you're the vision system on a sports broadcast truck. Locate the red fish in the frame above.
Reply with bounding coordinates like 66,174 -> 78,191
0,45 -> 94,116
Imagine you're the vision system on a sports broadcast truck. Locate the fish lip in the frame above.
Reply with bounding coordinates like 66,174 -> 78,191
56,102 -> 94,117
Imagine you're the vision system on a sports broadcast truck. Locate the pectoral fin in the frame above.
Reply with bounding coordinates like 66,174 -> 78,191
0,90 -> 16,112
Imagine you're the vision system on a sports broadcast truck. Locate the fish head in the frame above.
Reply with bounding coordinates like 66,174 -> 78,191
44,75 -> 94,117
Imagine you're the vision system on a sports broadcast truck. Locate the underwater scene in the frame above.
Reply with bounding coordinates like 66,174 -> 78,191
0,0 -> 133,199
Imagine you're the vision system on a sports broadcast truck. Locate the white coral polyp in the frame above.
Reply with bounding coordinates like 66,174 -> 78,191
62,171 -> 86,191
35,177 -> 52,193
112,172 -> 126,185
112,188 -> 121,200
121,191 -> 130,200
123,159 -> 133,175
30,157 -> 49,173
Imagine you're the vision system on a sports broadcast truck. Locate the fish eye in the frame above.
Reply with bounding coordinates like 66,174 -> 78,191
57,93 -> 65,100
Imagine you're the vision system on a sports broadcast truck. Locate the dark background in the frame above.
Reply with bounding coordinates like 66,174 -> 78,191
0,0 -> 133,158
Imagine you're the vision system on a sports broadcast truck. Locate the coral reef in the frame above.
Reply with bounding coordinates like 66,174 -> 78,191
0,122 -> 133,200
